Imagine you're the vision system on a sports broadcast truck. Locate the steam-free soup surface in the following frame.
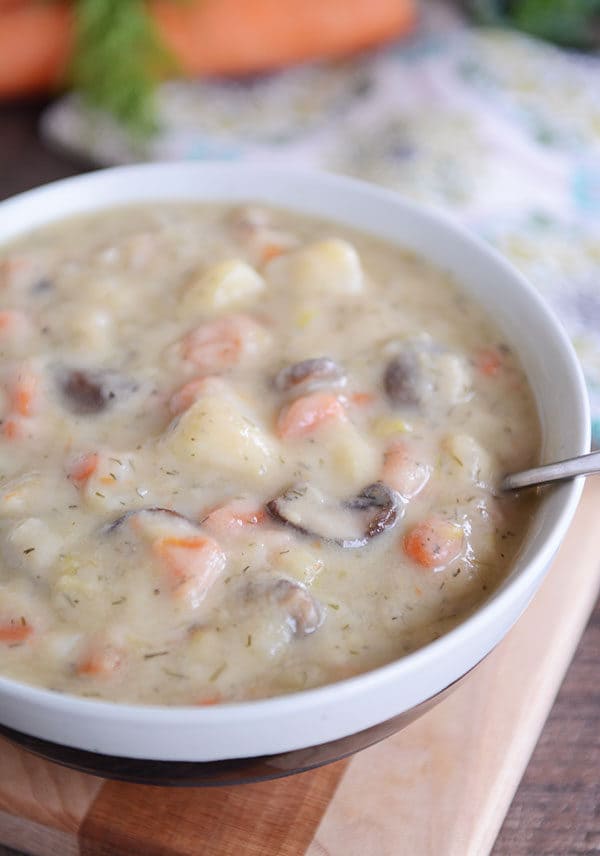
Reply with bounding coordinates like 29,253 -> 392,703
0,203 -> 539,704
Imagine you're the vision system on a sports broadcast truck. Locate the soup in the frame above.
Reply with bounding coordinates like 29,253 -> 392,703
0,203 -> 539,704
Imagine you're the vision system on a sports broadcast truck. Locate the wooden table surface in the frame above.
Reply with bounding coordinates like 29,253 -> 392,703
0,99 -> 598,856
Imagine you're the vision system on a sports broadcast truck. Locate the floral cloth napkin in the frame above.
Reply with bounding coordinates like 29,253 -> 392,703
41,2 -> 600,445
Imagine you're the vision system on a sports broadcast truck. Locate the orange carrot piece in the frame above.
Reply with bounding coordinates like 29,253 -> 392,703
77,645 -> 122,677
475,347 -> 503,377
276,392 -> 347,439
382,441 -> 431,499
260,243 -> 287,264
204,500 -> 267,537
181,315 -> 263,373
2,417 -> 23,440
0,620 -> 33,644
349,391 -> 376,407
0,309 -> 27,332
10,367 -> 38,417
168,378 -> 213,416
195,695 -> 222,706
403,517 -> 464,570
153,534 -> 226,607
68,452 -> 99,485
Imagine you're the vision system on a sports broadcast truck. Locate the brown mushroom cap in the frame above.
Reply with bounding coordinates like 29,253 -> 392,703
103,507 -> 194,535
57,368 -> 139,415
274,357 -> 345,396
267,481 -> 401,549
383,351 -> 421,407
244,577 -> 323,637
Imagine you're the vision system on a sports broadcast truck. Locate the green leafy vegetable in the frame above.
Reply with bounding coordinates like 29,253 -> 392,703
69,0 -> 177,136
466,0 -> 600,48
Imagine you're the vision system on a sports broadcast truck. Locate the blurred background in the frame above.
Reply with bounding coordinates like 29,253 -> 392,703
1,0 -> 600,449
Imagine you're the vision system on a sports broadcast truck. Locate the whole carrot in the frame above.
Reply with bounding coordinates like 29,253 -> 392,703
0,0 -> 416,98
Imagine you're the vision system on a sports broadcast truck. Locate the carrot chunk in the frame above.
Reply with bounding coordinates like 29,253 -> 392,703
204,499 -> 267,538
403,517 -> 464,569
276,392 -> 347,439
181,315 -> 265,373
2,417 -> 24,440
68,452 -> 99,485
382,441 -> 431,499
9,367 -> 38,417
153,534 -> 226,608
168,377 -> 220,416
0,620 -> 33,644
77,645 -> 122,677
474,347 -> 503,377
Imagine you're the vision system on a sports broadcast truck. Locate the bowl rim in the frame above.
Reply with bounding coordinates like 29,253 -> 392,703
0,162 -> 590,730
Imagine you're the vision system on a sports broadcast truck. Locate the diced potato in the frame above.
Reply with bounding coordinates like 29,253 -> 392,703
81,453 -> 147,513
165,389 -> 275,480
5,517 -> 62,574
373,416 -> 413,438
276,547 -> 324,586
443,433 -> 496,487
325,422 -> 379,489
65,308 -> 114,355
181,259 -> 265,316
267,238 -> 364,297
428,352 -> 472,407
0,472 -> 74,516
54,567 -> 103,603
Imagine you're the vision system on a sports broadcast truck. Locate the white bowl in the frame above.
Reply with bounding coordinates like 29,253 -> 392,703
0,164 -> 590,781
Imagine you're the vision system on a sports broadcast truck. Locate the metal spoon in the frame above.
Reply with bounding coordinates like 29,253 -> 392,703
502,450 -> 600,491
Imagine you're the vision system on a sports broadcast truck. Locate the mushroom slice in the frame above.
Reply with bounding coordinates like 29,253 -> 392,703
267,481 -> 401,549
274,357 -> 345,395
346,482 -> 401,541
245,577 -> 323,637
383,351 -> 421,407
57,367 -> 139,415
103,507 -> 193,535
383,338 -> 472,409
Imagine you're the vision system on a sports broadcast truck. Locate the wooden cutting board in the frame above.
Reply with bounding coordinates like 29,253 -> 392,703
0,480 -> 599,856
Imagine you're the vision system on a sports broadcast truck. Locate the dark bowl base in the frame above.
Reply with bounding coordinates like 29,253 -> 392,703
0,668 -> 476,786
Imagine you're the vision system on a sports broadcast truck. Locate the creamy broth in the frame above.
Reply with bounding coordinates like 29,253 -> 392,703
0,203 -> 539,704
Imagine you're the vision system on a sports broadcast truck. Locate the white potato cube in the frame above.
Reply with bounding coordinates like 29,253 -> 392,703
181,259 -> 265,316
444,433 -> 497,487
325,422 -> 380,490
165,389 -> 275,480
0,472 -> 75,516
5,517 -> 62,574
267,238 -> 364,297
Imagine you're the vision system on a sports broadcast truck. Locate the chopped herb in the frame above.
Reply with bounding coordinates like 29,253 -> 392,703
111,596 -> 127,606
328,602 -> 340,610
95,491 -> 105,498
242,565 -> 250,573
23,547 -> 35,555
209,663 -> 227,682
20,616 -> 27,626
246,634 -> 252,647
144,650 -> 169,660
109,472 -> 117,481
342,623 -> 350,631
163,668 -> 187,680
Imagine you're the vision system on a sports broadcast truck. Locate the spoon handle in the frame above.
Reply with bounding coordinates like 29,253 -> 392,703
502,450 -> 600,491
